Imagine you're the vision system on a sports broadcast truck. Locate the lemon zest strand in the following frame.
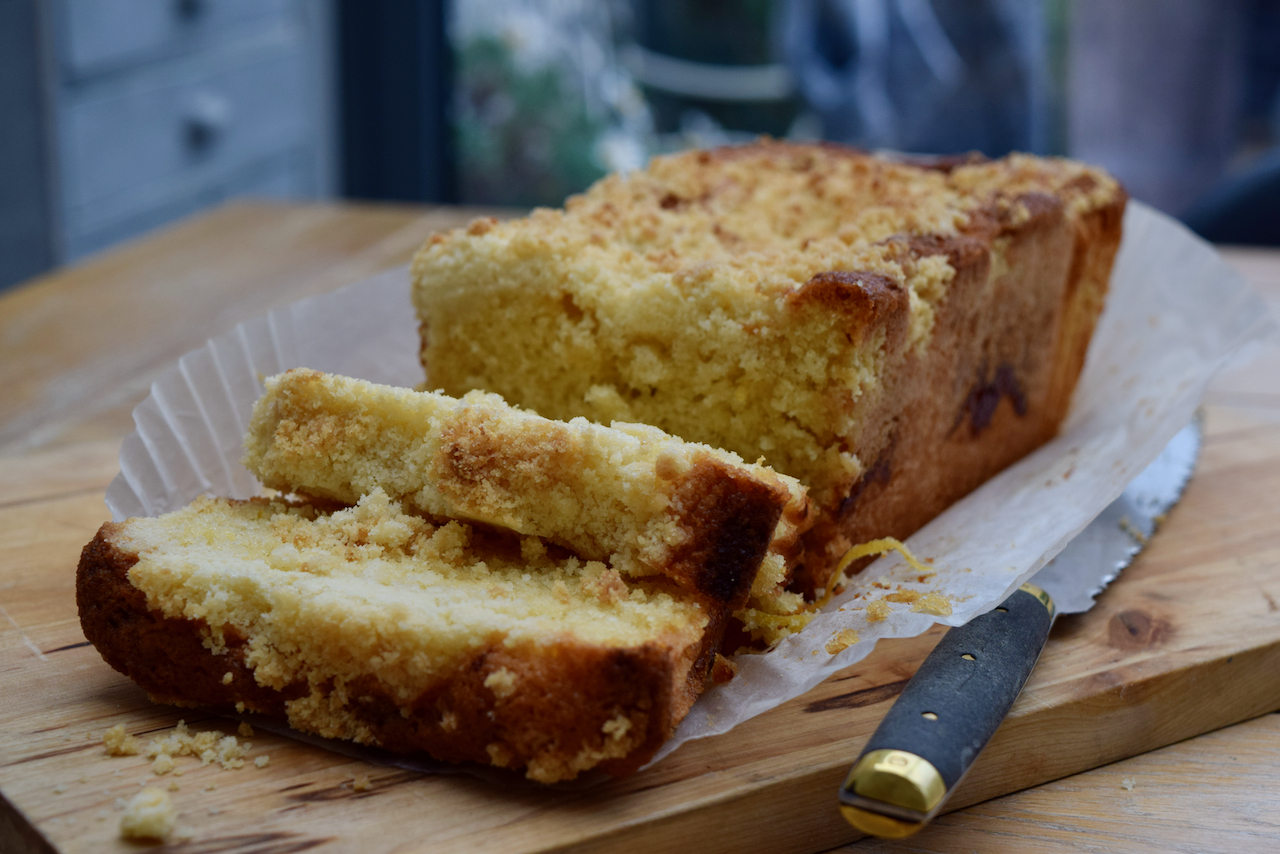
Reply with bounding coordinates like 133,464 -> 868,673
815,537 -> 933,609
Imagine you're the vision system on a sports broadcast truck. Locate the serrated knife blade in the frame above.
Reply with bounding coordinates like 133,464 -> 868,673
837,416 -> 1203,839
1034,417 -> 1201,614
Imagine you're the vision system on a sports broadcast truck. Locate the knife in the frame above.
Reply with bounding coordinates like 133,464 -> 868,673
838,417 -> 1203,839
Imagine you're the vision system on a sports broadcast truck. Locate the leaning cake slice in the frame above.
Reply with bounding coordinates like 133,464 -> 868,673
244,369 -> 810,606
78,372 -> 809,782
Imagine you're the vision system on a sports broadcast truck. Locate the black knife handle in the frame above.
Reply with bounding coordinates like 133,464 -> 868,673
839,584 -> 1055,838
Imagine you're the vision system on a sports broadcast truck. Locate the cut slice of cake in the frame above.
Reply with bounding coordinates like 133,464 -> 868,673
79,372 -> 810,782
78,492 -> 718,782
411,141 -> 1126,596
244,369 -> 810,608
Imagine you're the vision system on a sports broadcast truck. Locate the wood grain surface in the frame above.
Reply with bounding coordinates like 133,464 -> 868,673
1,202 -> 1278,854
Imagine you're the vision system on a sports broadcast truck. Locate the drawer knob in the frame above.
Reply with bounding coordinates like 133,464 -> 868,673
183,92 -> 231,152
175,0 -> 205,20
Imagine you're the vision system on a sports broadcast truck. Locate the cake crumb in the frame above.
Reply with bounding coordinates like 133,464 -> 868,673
237,722 -> 255,738
151,753 -> 175,775
255,755 -> 270,769
709,653 -> 737,685
484,667 -> 518,699
352,775 -> 372,792
485,743 -> 513,768
866,600 -> 892,622
602,714 -> 632,741
102,724 -> 140,756
168,781 -> 180,792
911,592 -> 953,617
53,783 -> 67,794
143,721 -> 249,770
825,628 -> 861,655
1121,777 -> 1136,791
221,671 -> 234,685
119,787 -> 176,842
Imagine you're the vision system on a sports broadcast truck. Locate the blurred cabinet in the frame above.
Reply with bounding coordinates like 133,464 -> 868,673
1,0 -> 335,289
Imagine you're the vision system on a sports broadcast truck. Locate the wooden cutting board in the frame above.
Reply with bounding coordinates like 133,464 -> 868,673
2,404 -> 1279,854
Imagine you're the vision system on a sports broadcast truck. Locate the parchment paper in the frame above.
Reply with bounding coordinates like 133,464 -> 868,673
104,202 -> 1277,765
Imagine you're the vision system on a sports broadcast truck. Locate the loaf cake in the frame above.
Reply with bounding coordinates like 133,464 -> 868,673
78,373 -> 808,782
412,141 -> 1126,596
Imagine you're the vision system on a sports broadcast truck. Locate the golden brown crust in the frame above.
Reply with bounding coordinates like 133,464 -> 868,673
666,453 -> 792,607
77,527 -> 302,716
77,523 -> 711,782
784,271 -> 910,352
797,181 -> 1126,591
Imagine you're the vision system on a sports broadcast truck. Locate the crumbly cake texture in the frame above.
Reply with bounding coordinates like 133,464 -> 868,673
245,369 -> 809,607
412,141 -> 1126,595
78,491 -> 735,782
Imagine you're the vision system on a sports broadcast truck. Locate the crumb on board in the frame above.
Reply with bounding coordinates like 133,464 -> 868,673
1121,777 -> 1136,791
103,720 -> 258,779
102,724 -> 140,756
352,775 -> 372,792
146,720 -> 250,769
119,787 -> 176,842
238,721 -> 255,738
255,755 -> 270,769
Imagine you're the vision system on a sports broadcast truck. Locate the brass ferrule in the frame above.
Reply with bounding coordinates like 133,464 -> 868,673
839,749 -> 945,838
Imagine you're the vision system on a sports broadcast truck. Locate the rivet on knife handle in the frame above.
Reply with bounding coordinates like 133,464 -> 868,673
839,583 -> 1055,838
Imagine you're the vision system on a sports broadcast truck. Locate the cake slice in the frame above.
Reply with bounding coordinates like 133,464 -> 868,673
244,369 -> 810,607
411,141 -> 1126,595
78,373 -> 809,781
78,492 -> 719,782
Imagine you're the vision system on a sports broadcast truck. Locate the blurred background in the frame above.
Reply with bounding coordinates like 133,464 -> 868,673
3,0 -> 1279,292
